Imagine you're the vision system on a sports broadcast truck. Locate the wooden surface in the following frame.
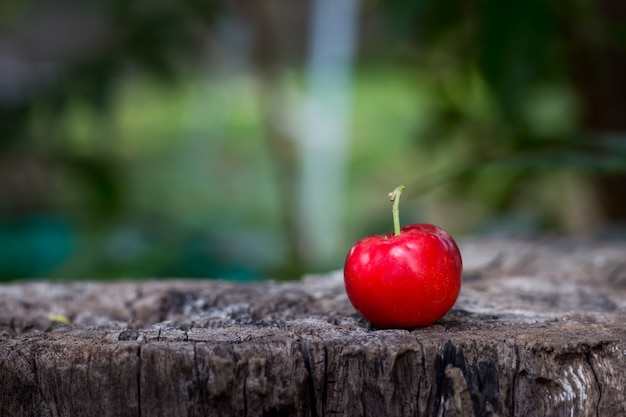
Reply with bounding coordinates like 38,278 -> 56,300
1,237 -> 625,416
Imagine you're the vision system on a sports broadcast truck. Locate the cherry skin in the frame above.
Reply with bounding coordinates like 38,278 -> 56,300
343,224 -> 462,328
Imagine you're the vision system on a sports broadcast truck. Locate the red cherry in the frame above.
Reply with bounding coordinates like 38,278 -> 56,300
343,187 -> 462,328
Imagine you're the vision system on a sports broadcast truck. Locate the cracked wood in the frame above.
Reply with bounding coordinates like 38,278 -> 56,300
1,237 -> 626,416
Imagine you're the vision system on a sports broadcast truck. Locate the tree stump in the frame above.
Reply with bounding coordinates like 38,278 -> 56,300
1,237 -> 625,417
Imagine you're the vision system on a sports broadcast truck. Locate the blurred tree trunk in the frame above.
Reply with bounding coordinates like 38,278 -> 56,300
567,0 -> 626,223
232,0 -> 305,277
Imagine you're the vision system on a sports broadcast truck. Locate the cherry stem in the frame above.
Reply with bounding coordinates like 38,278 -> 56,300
389,185 -> 405,236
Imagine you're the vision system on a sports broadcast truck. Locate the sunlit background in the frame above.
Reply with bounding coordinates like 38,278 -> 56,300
1,0 -> 625,282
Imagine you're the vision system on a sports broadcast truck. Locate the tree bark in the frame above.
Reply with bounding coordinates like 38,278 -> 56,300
1,237 -> 626,416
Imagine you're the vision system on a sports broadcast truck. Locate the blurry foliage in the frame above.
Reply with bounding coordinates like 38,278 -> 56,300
0,0 -> 222,280
378,0 -> 626,228
1,0 -> 626,281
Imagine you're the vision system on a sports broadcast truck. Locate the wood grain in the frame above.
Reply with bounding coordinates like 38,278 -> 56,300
1,237 -> 625,416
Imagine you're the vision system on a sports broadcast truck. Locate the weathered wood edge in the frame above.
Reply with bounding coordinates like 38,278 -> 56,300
1,237 -> 625,417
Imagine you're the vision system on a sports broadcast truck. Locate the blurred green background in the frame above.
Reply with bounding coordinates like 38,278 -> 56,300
1,0 -> 625,282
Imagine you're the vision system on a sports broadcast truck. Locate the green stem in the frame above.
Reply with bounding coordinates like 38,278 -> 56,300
389,185 -> 405,236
